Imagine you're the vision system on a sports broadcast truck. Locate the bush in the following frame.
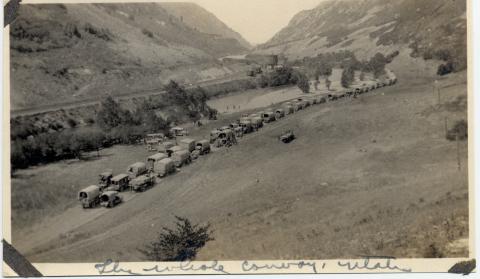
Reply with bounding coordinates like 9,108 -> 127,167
140,216 -> 214,261
142,28 -> 154,38
437,62 -> 455,76
446,120 -> 468,141
67,118 -> 77,128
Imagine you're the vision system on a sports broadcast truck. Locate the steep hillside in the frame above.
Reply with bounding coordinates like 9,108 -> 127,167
159,2 -> 251,49
256,0 -> 466,68
10,3 -> 249,110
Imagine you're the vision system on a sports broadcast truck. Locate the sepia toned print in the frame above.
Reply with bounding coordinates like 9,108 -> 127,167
4,0 -> 472,275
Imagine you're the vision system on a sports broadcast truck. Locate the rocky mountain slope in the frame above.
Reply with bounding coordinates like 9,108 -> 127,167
158,2 -> 251,49
10,3 -> 250,110
256,0 -> 466,67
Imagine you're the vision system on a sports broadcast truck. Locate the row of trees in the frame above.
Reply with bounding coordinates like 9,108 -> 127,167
340,52 -> 396,88
11,81 -> 216,170
256,67 -> 310,93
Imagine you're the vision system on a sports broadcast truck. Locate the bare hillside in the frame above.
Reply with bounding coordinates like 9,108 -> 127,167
10,3 -> 250,110
256,0 -> 466,66
159,2 -> 251,49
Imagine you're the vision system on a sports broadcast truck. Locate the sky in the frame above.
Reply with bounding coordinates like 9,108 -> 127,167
159,0 -> 324,45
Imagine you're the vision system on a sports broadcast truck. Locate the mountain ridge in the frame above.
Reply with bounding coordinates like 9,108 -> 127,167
256,0 -> 466,69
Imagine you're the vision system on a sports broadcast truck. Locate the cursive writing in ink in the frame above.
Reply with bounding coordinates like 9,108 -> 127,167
337,256 -> 411,272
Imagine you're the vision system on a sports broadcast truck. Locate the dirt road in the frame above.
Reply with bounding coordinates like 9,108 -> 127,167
13,68 -> 469,262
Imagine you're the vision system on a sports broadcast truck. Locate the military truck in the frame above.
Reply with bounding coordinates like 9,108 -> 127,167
98,170 -> 113,190
147,153 -> 168,172
250,116 -> 264,130
314,95 -> 327,104
154,158 -> 176,177
283,104 -> 294,115
78,185 -> 101,208
275,108 -> 285,120
210,129 -> 221,144
127,162 -> 147,179
130,174 -> 155,192
279,130 -> 295,143
195,140 -> 211,155
100,191 -> 123,208
145,133 -> 165,151
179,138 -> 196,153
229,123 -> 244,138
167,146 -> 186,157
107,174 -> 130,192
170,127 -> 188,137
172,150 -> 192,168
239,118 -> 254,134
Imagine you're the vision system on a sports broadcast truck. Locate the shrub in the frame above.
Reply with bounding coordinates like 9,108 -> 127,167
67,118 -> 77,128
140,216 -> 214,261
437,62 -> 455,76
446,120 -> 468,141
142,28 -> 154,38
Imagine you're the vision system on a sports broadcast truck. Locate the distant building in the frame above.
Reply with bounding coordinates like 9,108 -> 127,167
245,54 -> 278,69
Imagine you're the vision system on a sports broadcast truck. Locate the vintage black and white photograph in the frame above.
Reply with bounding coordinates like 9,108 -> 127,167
5,0 -> 472,275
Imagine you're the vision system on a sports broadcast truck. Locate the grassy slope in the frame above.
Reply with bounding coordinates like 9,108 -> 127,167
10,3 -> 249,110
12,54 -> 468,260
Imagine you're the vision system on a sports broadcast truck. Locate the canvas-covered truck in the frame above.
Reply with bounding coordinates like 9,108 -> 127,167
179,138 -> 196,153
127,162 -> 147,179
154,158 -> 176,177
196,140 -> 211,155
147,153 -> 168,172
78,185 -> 101,208
283,104 -> 294,115
100,191 -> 123,208
107,174 -> 130,192
275,108 -> 285,120
158,141 -> 175,155
250,116 -> 264,130
145,133 -> 165,151
130,174 -> 155,192
210,129 -> 221,144
98,170 -> 113,190
314,95 -> 327,104
170,127 -> 188,137
167,145 -> 186,157
239,118 -> 254,134
172,150 -> 192,168
292,101 -> 301,112
229,123 -> 244,138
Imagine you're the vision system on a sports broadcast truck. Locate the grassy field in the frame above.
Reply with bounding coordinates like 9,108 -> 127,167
10,61 -> 469,261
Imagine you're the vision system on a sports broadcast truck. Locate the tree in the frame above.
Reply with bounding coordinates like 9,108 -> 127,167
140,216 -> 214,261
359,71 -> 365,81
293,70 -> 310,93
325,78 -> 332,91
369,53 -> 387,78
97,96 -> 123,130
165,80 -> 188,107
341,67 -> 354,88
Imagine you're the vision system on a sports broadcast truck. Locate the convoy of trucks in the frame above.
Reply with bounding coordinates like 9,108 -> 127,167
78,76 -> 397,210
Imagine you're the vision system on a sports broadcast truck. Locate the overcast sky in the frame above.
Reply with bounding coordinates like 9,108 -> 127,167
159,0 -> 323,45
